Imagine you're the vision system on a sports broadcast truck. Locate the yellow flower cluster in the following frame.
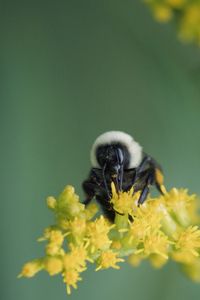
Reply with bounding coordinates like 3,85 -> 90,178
19,184 -> 200,294
144,0 -> 200,46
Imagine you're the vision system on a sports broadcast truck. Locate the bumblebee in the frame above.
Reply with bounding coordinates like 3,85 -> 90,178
82,131 -> 164,222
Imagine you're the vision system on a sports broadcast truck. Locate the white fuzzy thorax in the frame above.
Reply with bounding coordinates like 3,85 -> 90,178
90,131 -> 143,168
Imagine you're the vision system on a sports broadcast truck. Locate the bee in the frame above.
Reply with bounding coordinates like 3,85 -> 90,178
82,131 -> 164,222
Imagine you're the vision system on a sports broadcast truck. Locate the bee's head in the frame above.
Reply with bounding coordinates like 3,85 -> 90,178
95,143 -> 129,174
90,131 -> 143,172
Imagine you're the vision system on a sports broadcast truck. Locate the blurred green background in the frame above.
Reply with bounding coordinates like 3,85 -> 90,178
1,0 -> 200,299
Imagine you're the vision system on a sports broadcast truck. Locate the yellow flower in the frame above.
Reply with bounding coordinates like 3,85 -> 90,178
38,228 -> 65,245
166,0 -> 185,8
111,240 -> 122,250
44,257 -> 63,275
63,244 -> 90,272
153,5 -> 173,22
183,258 -> 200,283
128,202 -> 163,244
62,270 -> 82,295
57,185 -> 85,218
149,254 -> 168,268
162,188 -> 195,227
145,0 -> 200,47
45,243 -> 62,256
19,183 -> 200,294
18,259 -> 43,278
110,182 -> 139,215
142,231 -> 170,260
44,230 -> 65,255
172,226 -> 200,264
86,216 -> 114,253
96,250 -> 124,271
68,217 -> 86,242
84,203 -> 99,220
49,230 -> 64,246
179,4 -> 200,45
46,196 -> 57,209
128,253 -> 143,267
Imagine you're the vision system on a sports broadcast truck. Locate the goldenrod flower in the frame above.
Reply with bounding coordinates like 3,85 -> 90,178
144,0 -> 200,46
57,185 -> 85,219
179,3 -> 200,45
149,254 -> 168,268
20,184 -> 200,294
19,259 -> 43,278
45,243 -> 62,256
86,216 -> 114,253
183,258 -> 200,282
84,203 -> 99,220
172,226 -> 200,263
153,5 -> 173,22
44,257 -> 63,275
142,231 -> 170,259
67,217 -> 86,244
162,188 -> 196,227
63,243 -> 90,272
62,270 -> 82,294
128,202 -> 163,244
166,0 -> 185,8
111,182 -> 139,215
128,253 -> 143,267
49,230 -> 64,246
46,196 -> 57,209
96,250 -> 124,270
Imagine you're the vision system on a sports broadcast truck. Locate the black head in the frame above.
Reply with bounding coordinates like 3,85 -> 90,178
96,143 -> 130,171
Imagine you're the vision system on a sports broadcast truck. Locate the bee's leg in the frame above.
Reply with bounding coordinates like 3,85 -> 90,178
128,156 -> 152,187
137,162 -> 165,205
137,185 -> 150,205
82,180 -> 95,205
136,155 -> 164,194
137,169 -> 154,205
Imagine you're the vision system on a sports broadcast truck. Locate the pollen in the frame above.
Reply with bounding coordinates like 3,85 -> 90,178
155,168 -> 164,186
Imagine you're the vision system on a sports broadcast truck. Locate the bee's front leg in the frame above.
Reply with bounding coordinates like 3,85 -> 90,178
82,180 -> 96,205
